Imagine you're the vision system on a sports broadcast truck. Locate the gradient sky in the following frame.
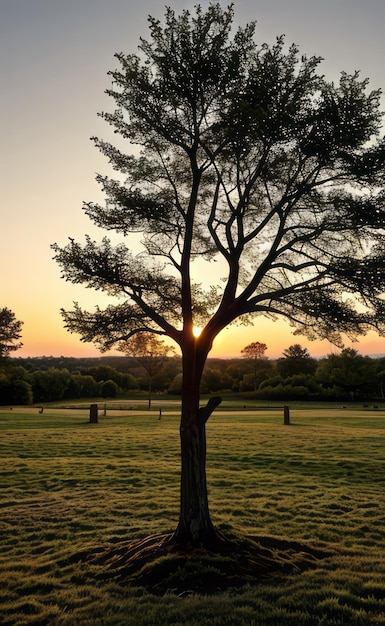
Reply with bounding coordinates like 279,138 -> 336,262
1,0 -> 385,359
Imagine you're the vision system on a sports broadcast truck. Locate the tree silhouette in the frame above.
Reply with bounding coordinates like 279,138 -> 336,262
278,343 -> 317,377
282,344 -> 311,360
119,332 -> 174,409
316,347 -> 375,400
52,4 -> 385,546
0,308 -> 23,359
241,341 -> 268,390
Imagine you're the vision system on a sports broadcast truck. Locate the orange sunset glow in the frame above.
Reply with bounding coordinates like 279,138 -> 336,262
2,1 -> 385,361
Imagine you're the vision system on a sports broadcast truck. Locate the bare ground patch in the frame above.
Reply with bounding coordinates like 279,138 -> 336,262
66,532 -> 335,595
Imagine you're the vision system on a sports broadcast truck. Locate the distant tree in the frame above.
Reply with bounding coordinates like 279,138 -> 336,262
225,358 -> 261,391
241,342 -> 268,360
201,367 -> 233,393
101,379 -> 120,398
241,341 -> 268,390
168,372 -> 183,395
31,368 -> 71,403
282,344 -> 311,359
52,5 -> 385,546
151,357 -> 181,392
0,308 -> 23,359
11,380 -> 33,405
82,365 -> 138,391
66,372 -> 101,399
277,344 -> 317,378
119,332 -> 174,408
240,367 -> 272,392
0,367 -> 33,405
316,348 -> 375,400
372,358 -> 385,399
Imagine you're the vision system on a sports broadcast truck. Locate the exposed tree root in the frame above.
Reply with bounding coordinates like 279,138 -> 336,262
68,532 -> 335,595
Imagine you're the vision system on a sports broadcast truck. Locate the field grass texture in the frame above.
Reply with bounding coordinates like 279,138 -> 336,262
0,402 -> 384,625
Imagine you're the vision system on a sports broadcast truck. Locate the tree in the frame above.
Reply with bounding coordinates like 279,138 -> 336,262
0,308 -> 23,359
277,343 -> 317,377
52,4 -> 385,546
201,367 -> 232,393
100,379 -> 120,398
119,332 -> 174,408
316,348 -> 375,400
282,344 -> 311,360
0,365 -> 33,405
241,341 -> 268,390
31,368 -> 71,403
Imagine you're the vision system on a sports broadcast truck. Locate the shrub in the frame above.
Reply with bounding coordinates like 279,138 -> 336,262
168,373 -> 182,395
100,379 -> 120,398
11,380 -> 33,405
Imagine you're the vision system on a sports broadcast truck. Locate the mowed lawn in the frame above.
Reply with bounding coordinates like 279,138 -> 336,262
0,403 -> 385,625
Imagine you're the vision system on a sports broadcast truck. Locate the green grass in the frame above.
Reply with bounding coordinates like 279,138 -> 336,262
1,404 -> 385,625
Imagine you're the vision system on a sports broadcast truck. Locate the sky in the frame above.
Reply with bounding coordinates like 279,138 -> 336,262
1,0 -> 385,360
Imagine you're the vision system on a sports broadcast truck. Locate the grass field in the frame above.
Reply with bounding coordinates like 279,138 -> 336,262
0,401 -> 385,625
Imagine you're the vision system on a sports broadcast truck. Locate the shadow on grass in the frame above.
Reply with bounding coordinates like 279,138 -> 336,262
65,531 -> 335,596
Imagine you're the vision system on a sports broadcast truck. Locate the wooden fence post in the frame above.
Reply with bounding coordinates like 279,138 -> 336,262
283,405 -> 290,425
90,403 -> 98,423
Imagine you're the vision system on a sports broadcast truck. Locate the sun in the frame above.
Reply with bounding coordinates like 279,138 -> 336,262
193,326 -> 202,338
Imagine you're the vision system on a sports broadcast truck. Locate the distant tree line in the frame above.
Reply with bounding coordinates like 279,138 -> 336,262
169,345 -> 385,402
1,345 -> 385,405
0,362 -> 142,405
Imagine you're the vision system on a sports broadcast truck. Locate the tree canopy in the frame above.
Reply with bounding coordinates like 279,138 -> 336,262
282,344 -> 312,359
277,343 -> 317,377
241,342 -> 268,361
0,308 -> 23,359
241,341 -> 268,390
53,4 -> 385,354
119,331 -> 174,408
52,3 -> 385,545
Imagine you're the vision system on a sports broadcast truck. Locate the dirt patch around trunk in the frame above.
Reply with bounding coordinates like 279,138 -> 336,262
67,532 -> 335,595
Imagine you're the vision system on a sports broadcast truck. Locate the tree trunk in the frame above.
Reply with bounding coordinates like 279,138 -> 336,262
171,339 -> 221,546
